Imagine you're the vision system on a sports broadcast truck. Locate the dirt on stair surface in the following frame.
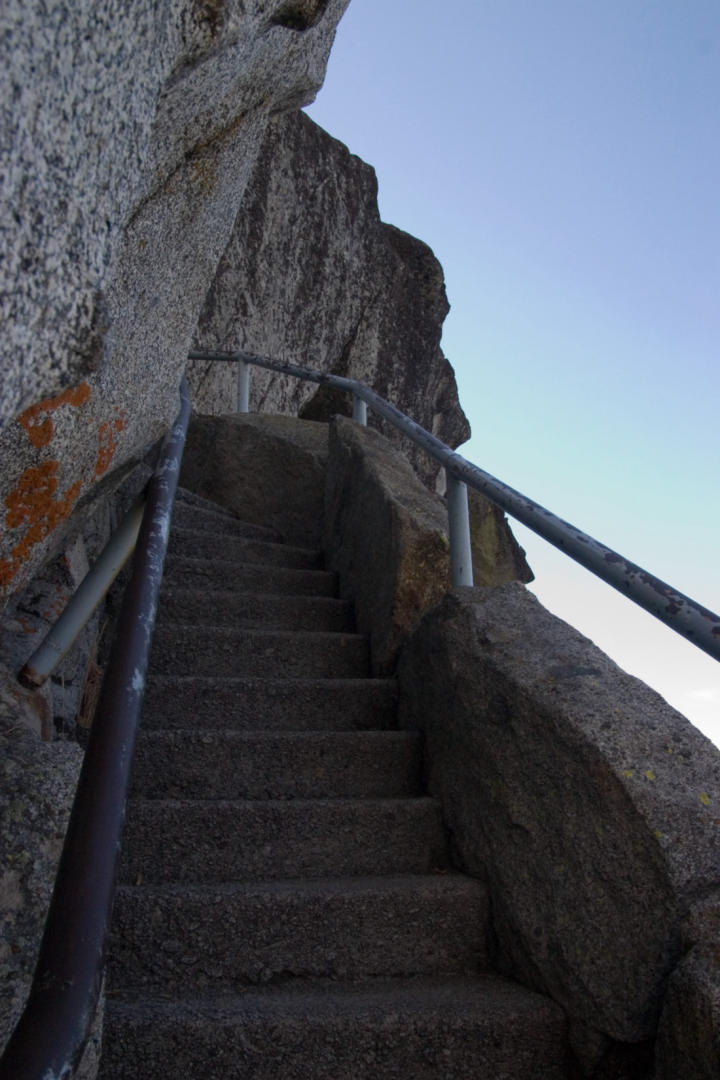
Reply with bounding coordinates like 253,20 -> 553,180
99,485 -> 569,1078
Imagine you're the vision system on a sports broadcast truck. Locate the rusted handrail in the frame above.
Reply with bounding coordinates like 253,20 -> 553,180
190,350 -> 720,662
0,379 -> 191,1080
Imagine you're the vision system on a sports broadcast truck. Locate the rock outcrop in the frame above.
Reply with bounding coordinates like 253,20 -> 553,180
0,0 -> 349,603
0,0 -> 349,1061
398,584 -> 720,1076
190,110 -> 470,486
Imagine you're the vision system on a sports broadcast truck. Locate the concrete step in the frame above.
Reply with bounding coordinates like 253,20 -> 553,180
100,975 -> 568,1080
156,588 -> 354,632
108,875 -> 490,994
161,555 -> 337,596
141,676 -> 398,732
131,730 -> 422,800
149,625 -> 370,679
172,498 -> 281,542
168,527 -> 323,570
119,797 -> 447,884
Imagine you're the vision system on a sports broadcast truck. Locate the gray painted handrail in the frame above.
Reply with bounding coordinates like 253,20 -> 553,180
190,350 -> 720,662
0,379 -> 191,1080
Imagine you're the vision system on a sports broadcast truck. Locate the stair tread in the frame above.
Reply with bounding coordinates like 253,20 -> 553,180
161,555 -> 338,596
172,499 -> 282,539
168,528 -> 324,569
149,625 -> 370,680
109,874 -> 490,991
170,525 -> 320,557
102,972 -> 568,1080
153,624 -> 366,642
175,488 -> 239,515
145,674 -> 393,688
131,729 -> 422,799
155,591 -> 354,631
162,554 -> 332,576
119,797 -> 446,883
116,871 -> 478,896
136,729 -> 417,743
157,587 -> 350,607
106,971 -> 562,1020
126,794 -> 437,808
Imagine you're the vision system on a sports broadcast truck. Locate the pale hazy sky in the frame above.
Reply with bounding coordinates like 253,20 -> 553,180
307,0 -> 720,743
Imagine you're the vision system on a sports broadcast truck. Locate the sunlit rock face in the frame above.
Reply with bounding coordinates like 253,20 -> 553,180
190,110 -> 471,486
0,0 -> 349,602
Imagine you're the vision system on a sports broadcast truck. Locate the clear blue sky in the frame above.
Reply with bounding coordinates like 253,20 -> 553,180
306,0 -> 720,743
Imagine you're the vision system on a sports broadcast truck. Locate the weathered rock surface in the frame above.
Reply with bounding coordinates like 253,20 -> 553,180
191,110 -> 470,486
655,898 -> 720,1080
397,584 -> 720,1074
0,0 -> 349,602
468,488 -> 533,586
324,418 -> 532,674
324,417 -> 451,675
0,688 -> 82,1048
1,4 -> 347,1061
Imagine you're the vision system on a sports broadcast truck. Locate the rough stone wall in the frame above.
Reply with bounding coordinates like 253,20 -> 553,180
0,0 -> 349,605
190,110 -> 471,486
398,586 -> 720,1078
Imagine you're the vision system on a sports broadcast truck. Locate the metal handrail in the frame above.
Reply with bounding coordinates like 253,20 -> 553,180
190,350 -> 720,662
0,379 -> 191,1080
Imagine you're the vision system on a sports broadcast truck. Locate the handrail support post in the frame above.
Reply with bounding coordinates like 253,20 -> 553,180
237,360 -> 250,413
352,394 -> 367,425
447,473 -> 474,588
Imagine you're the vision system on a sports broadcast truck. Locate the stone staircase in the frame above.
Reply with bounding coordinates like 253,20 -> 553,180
99,486 -> 568,1078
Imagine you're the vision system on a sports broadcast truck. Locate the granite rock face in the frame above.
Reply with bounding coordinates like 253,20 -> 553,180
0,0 -> 349,603
1,2 -> 347,1059
398,584 -> 720,1075
655,899 -> 720,1080
191,111 -> 470,486
0,683 -> 82,1046
468,489 -> 533,587
324,418 -> 451,675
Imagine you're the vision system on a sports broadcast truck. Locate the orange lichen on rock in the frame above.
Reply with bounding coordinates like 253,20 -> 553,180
94,409 -> 128,478
0,462 -> 83,588
18,382 -> 92,448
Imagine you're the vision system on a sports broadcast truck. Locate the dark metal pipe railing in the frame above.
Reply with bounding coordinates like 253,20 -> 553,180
190,350 -> 720,662
0,379 -> 191,1080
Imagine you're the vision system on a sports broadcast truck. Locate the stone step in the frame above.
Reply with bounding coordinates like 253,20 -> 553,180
167,527 -> 323,570
108,875 -> 490,994
156,588 -> 354,632
131,730 -> 422,800
161,555 -> 337,596
174,488 -> 241,519
149,625 -> 370,679
119,797 -> 446,884
141,676 -> 398,732
172,498 -> 282,542
100,975 -> 568,1080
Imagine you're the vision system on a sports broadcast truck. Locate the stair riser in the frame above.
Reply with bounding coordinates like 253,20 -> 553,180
149,628 -> 369,679
119,800 -> 447,884
109,879 -> 489,992
168,529 -> 323,569
140,678 -> 398,732
101,991 -> 568,1080
156,592 -> 354,633
161,558 -> 337,597
131,732 -> 422,800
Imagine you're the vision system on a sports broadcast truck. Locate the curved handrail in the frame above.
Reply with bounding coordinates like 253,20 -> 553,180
190,350 -> 720,662
0,379 -> 191,1080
